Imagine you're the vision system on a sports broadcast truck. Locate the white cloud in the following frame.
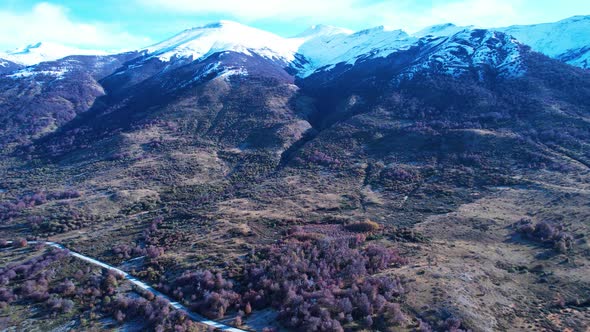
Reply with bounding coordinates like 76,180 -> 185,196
0,2 -> 150,51
136,0 -> 522,31
429,0 -> 520,28
363,0 -> 523,32
1,0 -> 587,51
137,0 -> 362,21
136,0 -> 586,33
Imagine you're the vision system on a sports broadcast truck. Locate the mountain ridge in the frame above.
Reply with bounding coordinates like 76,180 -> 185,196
0,41 -> 109,66
2,15 -> 589,71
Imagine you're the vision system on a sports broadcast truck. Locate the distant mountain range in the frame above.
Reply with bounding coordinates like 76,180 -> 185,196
0,16 -> 588,149
0,41 -> 108,66
1,15 -> 589,73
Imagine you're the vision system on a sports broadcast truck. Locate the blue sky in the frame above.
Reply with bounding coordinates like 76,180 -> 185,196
0,0 -> 589,51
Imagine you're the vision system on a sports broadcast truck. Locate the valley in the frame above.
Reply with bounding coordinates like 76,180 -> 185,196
1,14 -> 590,332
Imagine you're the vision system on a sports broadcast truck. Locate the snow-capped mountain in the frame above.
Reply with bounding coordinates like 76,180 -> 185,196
143,20 -> 300,64
141,20 -> 376,77
3,15 -> 589,78
413,23 -> 473,38
6,52 -> 139,81
303,27 -> 526,90
405,29 -> 525,79
138,19 -> 525,80
294,15 -> 590,73
497,15 -> 590,69
405,16 -> 590,69
0,58 -> 23,74
0,42 -> 108,66
294,25 -> 418,76
295,24 -> 353,39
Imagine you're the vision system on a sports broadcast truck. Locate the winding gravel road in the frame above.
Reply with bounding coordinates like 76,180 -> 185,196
4,241 -> 247,332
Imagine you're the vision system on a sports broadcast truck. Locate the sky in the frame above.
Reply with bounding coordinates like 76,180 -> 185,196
0,0 -> 589,51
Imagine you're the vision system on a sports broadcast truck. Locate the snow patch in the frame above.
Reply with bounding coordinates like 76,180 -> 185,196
9,66 -> 68,79
219,67 -> 248,79
175,62 -> 248,89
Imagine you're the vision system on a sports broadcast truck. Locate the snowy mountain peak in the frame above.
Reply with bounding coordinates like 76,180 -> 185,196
203,20 -> 241,27
496,15 -> 590,68
144,21 -> 299,63
413,23 -> 472,38
559,15 -> 590,23
119,16 -> 590,81
0,42 -> 108,66
354,25 -> 407,37
293,25 -> 417,77
396,29 -> 525,80
296,24 -> 353,38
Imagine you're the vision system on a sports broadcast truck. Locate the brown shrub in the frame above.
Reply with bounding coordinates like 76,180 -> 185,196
291,232 -> 326,242
345,220 -> 381,233
13,238 -> 28,248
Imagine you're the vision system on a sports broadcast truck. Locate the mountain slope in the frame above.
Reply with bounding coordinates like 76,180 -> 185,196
1,18 -> 590,332
0,52 -> 139,148
23,23 -> 590,332
0,58 -> 23,74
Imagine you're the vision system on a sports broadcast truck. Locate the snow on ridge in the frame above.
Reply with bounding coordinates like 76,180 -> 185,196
144,20 -> 301,63
1,41 -> 108,66
291,24 -> 525,78
292,25 -> 418,77
295,24 -> 353,38
6,16 -> 584,81
396,29 -> 526,80
167,61 -> 248,91
143,20 -> 421,77
413,23 -> 474,38
142,19 -> 530,79
495,15 -> 590,67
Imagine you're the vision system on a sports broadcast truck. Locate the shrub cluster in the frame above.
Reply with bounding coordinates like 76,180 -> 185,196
47,190 -> 82,200
0,247 -> 201,331
167,270 -> 241,319
515,219 -> 574,253
307,150 -> 341,166
112,217 -> 166,262
244,237 -> 408,331
0,249 -> 68,287
113,244 -> 164,260
344,220 -> 381,233
0,192 -> 47,222
382,166 -> 421,182
162,235 -> 409,331
31,209 -> 102,234
110,295 -> 201,332
0,190 -> 82,224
